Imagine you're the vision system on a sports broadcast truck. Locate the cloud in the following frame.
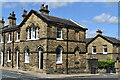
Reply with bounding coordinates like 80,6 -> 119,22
81,20 -> 92,24
108,16 -> 118,24
93,13 -> 111,23
2,3 -> 17,8
86,30 -> 97,38
93,13 -> 118,24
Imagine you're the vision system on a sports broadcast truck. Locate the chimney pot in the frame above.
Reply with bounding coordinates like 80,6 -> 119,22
96,30 -> 103,35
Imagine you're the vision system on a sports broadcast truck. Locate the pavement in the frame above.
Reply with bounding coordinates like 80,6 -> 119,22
0,67 -> 119,79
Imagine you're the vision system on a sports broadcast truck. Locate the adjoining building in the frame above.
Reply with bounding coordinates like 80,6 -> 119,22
86,30 -> 120,61
0,4 -> 88,73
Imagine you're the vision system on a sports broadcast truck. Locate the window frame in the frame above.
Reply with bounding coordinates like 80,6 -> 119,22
16,31 -> 20,42
103,45 -> 107,54
8,32 -> 12,43
92,46 -> 96,54
24,49 -> 30,63
56,47 -> 62,64
7,50 -> 11,62
1,33 -> 4,43
56,28 -> 63,40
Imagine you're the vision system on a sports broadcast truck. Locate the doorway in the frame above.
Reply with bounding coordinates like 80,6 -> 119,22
38,48 -> 43,69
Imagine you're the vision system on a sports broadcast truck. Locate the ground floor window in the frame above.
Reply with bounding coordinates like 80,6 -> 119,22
25,49 -> 30,63
56,47 -> 62,64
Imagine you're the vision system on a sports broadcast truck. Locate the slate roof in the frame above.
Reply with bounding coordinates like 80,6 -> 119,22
1,25 -> 19,32
86,34 -> 120,45
21,10 -> 87,30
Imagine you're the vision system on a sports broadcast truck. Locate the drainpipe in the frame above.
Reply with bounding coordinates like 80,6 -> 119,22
3,33 -> 5,67
12,31 -> 14,68
66,27 -> 68,74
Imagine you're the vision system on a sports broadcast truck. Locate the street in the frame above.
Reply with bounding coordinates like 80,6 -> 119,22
1,69 -> 120,80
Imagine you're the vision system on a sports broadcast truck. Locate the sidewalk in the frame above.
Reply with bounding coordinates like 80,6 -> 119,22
0,67 -> 118,78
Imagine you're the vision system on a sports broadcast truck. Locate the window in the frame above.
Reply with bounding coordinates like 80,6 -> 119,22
7,50 -> 11,62
92,46 -> 96,54
1,34 -> 4,43
16,31 -> 20,41
56,47 -> 62,64
27,26 -> 39,40
57,28 -> 62,40
25,49 -> 30,63
8,33 -> 12,42
103,45 -> 107,54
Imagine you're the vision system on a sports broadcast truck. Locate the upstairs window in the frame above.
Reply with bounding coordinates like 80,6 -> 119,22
8,33 -> 12,42
16,31 -> 20,41
57,28 -> 62,40
92,46 -> 96,54
1,33 -> 4,43
103,45 -> 107,54
27,26 -> 39,40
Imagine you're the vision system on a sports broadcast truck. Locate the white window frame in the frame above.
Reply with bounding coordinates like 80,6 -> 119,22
7,50 -> 11,62
27,26 -> 39,40
56,48 -> 62,64
8,33 -> 12,43
92,46 -> 96,54
35,27 -> 39,39
1,51 -> 3,66
16,31 -> 20,42
24,49 -> 30,63
56,28 -> 63,40
103,45 -> 107,54
1,34 -> 4,43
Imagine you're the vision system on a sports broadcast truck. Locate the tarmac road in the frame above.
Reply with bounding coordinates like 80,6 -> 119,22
1,69 -> 120,80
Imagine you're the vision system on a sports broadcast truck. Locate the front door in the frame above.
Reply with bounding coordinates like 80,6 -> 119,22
1,52 -> 3,66
16,51 -> 19,69
39,51 -> 43,69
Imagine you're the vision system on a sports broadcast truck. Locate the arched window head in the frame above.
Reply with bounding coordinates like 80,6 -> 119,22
56,47 -> 63,64
25,49 -> 30,63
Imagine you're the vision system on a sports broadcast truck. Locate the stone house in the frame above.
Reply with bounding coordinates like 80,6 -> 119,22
0,4 -> 88,73
86,30 -> 120,61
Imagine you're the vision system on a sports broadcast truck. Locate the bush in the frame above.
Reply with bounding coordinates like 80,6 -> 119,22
98,58 -> 115,68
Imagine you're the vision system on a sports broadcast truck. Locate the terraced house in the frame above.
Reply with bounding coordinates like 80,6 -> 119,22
0,4 -> 88,73
86,30 -> 120,61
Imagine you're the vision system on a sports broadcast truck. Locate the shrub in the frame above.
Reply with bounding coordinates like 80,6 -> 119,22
98,58 -> 115,68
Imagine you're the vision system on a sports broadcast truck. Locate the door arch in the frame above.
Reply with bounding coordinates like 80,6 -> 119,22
38,47 -> 43,69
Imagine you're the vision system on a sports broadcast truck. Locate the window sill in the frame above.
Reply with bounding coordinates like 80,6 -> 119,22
7,41 -> 12,43
15,40 -> 20,42
7,60 -> 11,62
56,62 -> 62,64
24,61 -> 30,64
56,38 -> 63,40
92,53 -> 97,54
0,42 -> 4,43
26,38 -> 39,41
103,53 -> 108,54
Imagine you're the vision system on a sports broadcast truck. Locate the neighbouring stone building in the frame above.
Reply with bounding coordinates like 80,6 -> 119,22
86,30 -> 120,61
0,4 -> 88,73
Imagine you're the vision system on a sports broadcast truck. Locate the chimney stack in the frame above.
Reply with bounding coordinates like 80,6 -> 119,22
96,30 -> 103,35
39,4 -> 50,14
8,11 -> 16,27
0,17 -> 5,27
22,9 -> 27,20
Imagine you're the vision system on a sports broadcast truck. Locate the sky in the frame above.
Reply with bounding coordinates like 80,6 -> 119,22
0,2 -> 119,38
